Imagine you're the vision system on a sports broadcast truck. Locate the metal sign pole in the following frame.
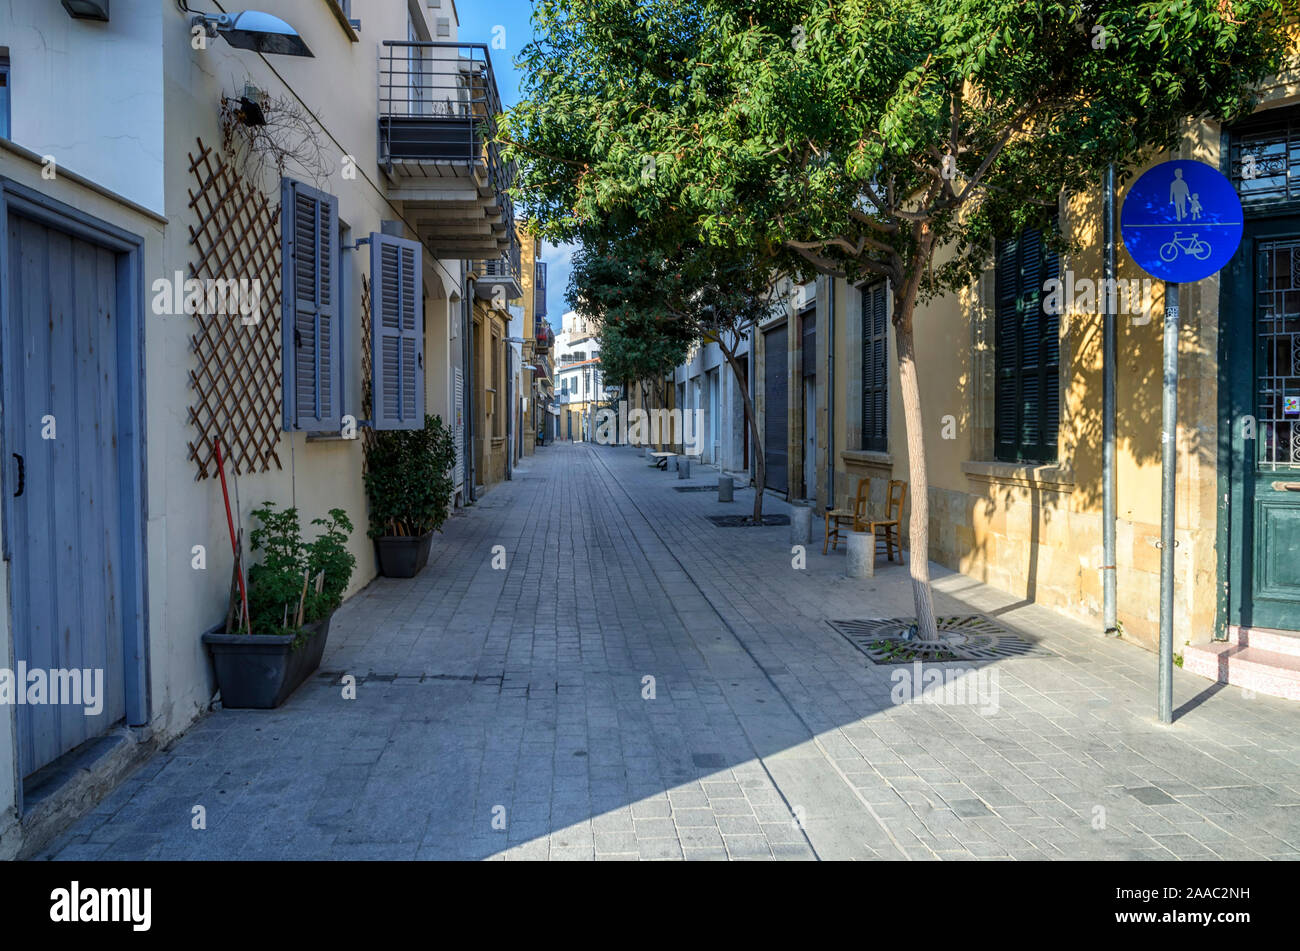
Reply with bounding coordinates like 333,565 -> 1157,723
1158,281 -> 1179,725
1121,158 -> 1242,725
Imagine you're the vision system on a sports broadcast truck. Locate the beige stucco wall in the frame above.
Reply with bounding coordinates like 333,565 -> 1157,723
0,0 -> 464,854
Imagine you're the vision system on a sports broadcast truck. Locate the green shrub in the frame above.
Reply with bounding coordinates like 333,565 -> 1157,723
247,502 -> 355,636
363,414 -> 457,538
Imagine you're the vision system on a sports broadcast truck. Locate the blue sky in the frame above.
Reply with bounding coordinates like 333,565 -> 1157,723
458,0 -> 576,327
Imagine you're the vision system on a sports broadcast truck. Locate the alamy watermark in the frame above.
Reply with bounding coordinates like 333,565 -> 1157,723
1044,272 -> 1156,325
151,270 -> 263,324
591,401 -> 706,455
889,660 -> 1000,715
0,664 -> 105,716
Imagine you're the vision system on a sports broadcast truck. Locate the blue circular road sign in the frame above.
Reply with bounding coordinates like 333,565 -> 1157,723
1119,159 -> 1243,283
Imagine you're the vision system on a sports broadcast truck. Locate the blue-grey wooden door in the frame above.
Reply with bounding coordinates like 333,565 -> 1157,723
5,213 -> 126,778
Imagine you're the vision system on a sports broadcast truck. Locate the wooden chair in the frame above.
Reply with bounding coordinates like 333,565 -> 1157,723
823,478 -> 870,554
867,480 -> 907,563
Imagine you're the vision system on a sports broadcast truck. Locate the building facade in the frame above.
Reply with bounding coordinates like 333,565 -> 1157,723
0,0 -> 516,856
670,76 -> 1300,698
553,309 -> 603,441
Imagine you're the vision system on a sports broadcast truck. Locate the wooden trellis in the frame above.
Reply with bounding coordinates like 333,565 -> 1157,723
360,272 -> 377,458
185,136 -> 285,479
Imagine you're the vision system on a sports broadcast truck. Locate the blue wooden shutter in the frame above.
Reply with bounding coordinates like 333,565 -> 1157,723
281,179 -> 341,432
370,232 -> 424,430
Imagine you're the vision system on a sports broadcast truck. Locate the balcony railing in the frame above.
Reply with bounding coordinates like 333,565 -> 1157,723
378,41 -> 515,226
475,230 -> 523,301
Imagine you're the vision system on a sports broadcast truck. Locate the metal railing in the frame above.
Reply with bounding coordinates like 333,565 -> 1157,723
479,230 -> 522,284
379,41 -> 515,226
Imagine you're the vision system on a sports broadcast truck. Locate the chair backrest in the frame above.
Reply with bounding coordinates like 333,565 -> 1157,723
886,479 -> 907,520
852,477 -> 870,520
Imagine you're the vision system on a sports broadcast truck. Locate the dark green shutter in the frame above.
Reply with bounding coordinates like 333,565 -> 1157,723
861,281 -> 888,452
994,226 -> 1059,463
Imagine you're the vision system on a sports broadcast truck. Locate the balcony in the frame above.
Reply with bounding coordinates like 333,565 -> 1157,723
534,320 -> 552,352
473,230 -> 523,302
535,262 -> 548,318
379,41 -> 515,259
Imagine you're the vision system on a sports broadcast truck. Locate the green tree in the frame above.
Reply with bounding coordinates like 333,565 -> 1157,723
504,0 -> 1296,640
571,236 -> 777,520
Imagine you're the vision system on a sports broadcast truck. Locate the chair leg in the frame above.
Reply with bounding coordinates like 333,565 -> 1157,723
822,516 -> 831,555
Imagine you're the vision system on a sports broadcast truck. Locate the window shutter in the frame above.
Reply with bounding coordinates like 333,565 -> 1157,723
281,179 -> 341,432
1039,241 -> 1061,459
994,226 -> 1060,463
861,281 -> 889,452
370,232 -> 424,430
994,235 -> 1020,458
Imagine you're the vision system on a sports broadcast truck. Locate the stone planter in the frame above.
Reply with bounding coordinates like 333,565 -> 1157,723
374,530 -> 434,578
202,613 -> 332,710
846,531 -> 876,578
790,500 -> 813,544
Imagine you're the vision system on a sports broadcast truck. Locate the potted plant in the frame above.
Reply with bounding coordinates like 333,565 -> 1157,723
364,414 -> 456,577
202,504 -> 355,709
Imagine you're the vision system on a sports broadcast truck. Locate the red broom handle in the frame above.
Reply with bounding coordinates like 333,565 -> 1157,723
214,437 -> 250,634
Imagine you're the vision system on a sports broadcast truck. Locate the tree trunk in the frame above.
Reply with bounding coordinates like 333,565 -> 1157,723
721,344 -> 764,523
893,313 -> 938,641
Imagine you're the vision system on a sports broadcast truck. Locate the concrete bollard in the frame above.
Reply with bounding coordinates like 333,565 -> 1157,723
677,457 -> 691,479
845,531 -> 876,578
718,476 -> 734,502
789,501 -> 812,545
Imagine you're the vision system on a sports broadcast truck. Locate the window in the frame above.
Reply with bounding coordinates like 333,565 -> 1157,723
994,226 -> 1060,463
861,281 -> 888,452
282,177 -> 424,432
0,54 -> 10,140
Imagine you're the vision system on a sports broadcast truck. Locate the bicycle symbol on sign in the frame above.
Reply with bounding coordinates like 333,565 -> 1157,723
1158,231 -> 1212,263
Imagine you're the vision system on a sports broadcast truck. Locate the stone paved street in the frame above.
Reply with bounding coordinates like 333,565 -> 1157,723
41,443 -> 1300,860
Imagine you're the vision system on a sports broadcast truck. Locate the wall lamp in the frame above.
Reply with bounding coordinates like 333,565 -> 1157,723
62,0 -> 110,20
184,4 -> 314,58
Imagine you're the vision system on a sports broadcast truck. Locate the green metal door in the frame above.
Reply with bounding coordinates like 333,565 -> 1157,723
1224,220 -> 1300,630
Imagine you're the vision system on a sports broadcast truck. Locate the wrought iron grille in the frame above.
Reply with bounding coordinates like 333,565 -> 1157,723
1256,238 -> 1300,469
1230,110 -> 1300,206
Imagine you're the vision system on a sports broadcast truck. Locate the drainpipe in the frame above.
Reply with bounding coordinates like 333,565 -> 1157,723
505,332 -> 513,481
1103,163 -> 1119,636
825,276 -> 836,509
748,326 -> 756,486
464,267 -> 477,504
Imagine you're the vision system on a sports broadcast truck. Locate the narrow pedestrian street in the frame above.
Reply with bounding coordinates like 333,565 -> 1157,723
36,443 -> 1300,861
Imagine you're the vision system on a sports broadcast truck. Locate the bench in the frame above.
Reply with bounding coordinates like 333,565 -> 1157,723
649,451 -> 677,471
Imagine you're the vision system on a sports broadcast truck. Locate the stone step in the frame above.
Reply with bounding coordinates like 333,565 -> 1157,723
1183,641 -> 1300,701
1228,625 -> 1300,657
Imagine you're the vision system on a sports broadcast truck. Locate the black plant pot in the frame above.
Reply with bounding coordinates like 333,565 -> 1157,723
374,530 -> 434,578
202,613 -> 332,710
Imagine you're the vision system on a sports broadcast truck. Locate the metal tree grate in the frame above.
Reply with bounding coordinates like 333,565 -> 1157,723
706,514 -> 790,527
828,615 -> 1052,664
185,137 -> 284,479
